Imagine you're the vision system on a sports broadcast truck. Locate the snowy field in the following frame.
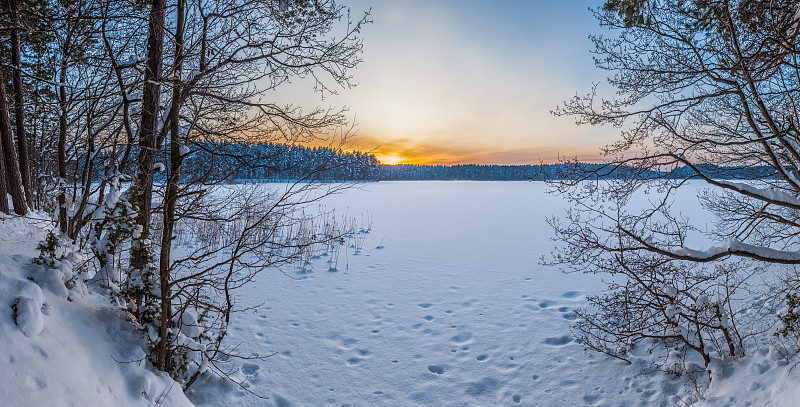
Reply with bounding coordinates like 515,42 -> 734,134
186,181 -> 696,406
4,181 -> 800,407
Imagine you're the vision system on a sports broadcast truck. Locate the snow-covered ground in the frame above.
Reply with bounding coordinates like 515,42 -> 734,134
4,181 -> 800,406
0,215 -> 193,407
183,181 -> 743,406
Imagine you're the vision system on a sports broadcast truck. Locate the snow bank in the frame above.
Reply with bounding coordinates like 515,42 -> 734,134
0,214 -> 193,407
702,349 -> 800,407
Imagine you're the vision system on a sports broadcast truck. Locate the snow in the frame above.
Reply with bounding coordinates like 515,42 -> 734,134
716,180 -> 800,208
4,181 -> 800,406
179,145 -> 190,156
13,296 -> 45,338
695,295 -> 708,308
672,238 -> 800,262
0,214 -> 193,407
183,182 -> 694,406
187,70 -> 202,81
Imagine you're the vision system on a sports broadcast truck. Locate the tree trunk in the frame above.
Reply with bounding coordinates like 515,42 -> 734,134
0,112 -> 8,215
137,0 -> 168,372
0,81 -> 27,216
58,43 -> 69,232
10,0 -> 32,208
157,0 -> 186,374
136,0 -> 166,237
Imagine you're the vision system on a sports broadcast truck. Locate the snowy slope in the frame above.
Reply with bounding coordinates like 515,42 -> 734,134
0,215 -> 193,407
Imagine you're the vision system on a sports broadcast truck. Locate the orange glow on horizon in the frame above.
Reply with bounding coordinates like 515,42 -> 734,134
375,153 -> 431,166
371,146 -> 607,166
351,133 -> 609,166
302,134 -> 608,166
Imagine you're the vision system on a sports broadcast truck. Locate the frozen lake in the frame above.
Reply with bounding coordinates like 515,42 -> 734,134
188,181 -> 685,406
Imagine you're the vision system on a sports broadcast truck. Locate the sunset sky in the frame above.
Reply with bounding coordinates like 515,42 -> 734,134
282,0 -> 615,165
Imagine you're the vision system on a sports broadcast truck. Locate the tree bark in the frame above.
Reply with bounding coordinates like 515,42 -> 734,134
157,0 -> 186,374
10,0 -> 32,208
0,81 -> 27,215
0,110 -> 8,215
58,38 -> 69,232
136,0 -> 166,237
137,0 -> 168,371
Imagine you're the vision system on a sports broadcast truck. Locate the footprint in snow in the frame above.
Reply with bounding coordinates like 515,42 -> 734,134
543,335 -> 573,346
273,394 -> 293,407
241,363 -> 260,375
464,377 -> 502,396
539,300 -> 555,308
418,303 -> 433,309
427,365 -> 445,374
340,338 -> 358,348
583,393 -> 602,405
451,332 -> 473,344
562,291 -> 581,299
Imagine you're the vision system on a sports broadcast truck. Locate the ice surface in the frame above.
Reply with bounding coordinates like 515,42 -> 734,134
185,182 -> 701,406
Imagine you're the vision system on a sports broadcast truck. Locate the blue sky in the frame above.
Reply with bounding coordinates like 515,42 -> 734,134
282,0 -> 616,164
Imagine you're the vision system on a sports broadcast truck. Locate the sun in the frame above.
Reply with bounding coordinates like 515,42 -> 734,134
375,154 -> 407,165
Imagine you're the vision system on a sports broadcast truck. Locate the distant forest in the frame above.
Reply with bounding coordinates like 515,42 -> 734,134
107,142 -> 777,182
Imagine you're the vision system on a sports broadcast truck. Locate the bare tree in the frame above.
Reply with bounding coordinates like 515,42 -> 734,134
549,0 -> 800,381
77,0 -> 370,384
4,0 -> 369,391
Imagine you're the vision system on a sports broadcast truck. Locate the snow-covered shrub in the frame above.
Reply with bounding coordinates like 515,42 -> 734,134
34,230 -> 64,268
32,230 -> 91,299
87,177 -> 138,296
12,296 -> 45,338
775,293 -> 800,352
164,307 -> 214,382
